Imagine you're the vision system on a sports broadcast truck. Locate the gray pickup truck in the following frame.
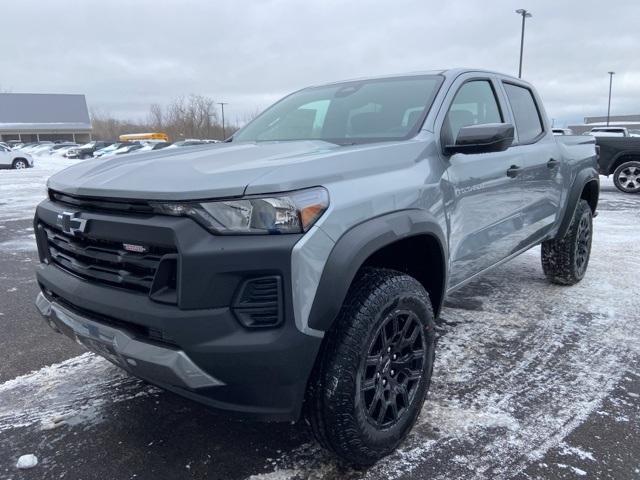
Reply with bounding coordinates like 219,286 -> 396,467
34,69 -> 599,465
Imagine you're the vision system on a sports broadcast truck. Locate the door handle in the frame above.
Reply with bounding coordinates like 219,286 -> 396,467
547,158 -> 560,169
506,165 -> 521,178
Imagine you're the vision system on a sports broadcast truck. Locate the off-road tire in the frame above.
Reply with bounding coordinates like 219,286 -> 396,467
12,158 -> 28,169
305,268 -> 436,466
541,199 -> 593,285
613,160 -> 640,194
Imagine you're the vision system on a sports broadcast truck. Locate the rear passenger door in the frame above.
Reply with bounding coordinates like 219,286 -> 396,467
501,81 -> 563,242
439,76 -> 527,288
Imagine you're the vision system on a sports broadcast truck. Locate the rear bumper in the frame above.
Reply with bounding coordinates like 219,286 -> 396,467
36,292 -> 223,390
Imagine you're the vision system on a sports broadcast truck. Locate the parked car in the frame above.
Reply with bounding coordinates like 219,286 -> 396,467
26,143 -> 56,156
0,144 -> 33,169
134,142 -> 173,153
595,136 -> 640,193
34,69 -> 598,466
552,128 -> 574,135
91,143 -> 125,158
586,126 -> 633,137
19,141 -> 53,154
66,141 -> 114,159
48,143 -> 78,155
52,144 -> 80,157
165,139 -> 210,148
102,143 -> 145,157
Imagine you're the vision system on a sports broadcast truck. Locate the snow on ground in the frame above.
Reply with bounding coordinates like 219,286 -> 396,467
0,353 -> 158,433
0,159 -> 638,479
0,154 -> 79,223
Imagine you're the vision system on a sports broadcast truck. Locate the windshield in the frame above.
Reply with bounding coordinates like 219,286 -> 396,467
234,75 -> 443,145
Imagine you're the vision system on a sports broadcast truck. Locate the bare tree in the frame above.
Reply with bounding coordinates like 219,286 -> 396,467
89,95 -> 239,142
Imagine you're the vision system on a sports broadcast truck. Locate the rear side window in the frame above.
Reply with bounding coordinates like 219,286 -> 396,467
503,83 -> 543,143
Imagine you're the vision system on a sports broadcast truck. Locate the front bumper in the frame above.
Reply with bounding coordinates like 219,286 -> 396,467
36,292 -> 223,390
34,197 -> 324,421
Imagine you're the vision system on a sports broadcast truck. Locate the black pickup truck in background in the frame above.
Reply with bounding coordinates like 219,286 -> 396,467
596,136 -> 640,193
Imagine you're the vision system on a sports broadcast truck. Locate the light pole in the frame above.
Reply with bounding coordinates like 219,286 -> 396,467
606,71 -> 615,126
515,9 -> 532,79
217,102 -> 228,140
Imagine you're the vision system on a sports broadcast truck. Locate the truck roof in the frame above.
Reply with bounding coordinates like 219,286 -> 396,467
311,68 -> 527,89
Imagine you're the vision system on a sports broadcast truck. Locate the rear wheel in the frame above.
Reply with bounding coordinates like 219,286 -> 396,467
305,268 -> 436,466
613,160 -> 640,193
12,159 -> 28,169
541,199 -> 593,285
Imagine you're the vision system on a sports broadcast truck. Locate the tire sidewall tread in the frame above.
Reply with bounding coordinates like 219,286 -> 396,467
541,199 -> 593,285
305,268 -> 435,466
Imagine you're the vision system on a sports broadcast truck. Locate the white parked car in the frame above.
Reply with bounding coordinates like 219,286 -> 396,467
0,144 -> 33,169
585,127 -> 631,137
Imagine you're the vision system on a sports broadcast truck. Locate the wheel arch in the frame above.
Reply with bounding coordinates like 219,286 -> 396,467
607,152 -> 640,175
12,157 -> 28,167
307,210 -> 448,332
556,170 -> 599,239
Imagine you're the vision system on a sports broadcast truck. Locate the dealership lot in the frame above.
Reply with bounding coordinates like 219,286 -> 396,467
0,157 -> 639,480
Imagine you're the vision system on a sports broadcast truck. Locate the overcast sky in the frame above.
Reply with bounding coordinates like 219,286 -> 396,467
2,0 -> 638,127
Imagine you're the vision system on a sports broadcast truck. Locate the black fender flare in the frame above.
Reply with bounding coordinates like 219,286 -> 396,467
307,210 -> 448,332
556,168 -> 599,239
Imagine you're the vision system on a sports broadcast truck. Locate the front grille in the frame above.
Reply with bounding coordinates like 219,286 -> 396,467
41,224 -> 175,294
49,190 -> 154,214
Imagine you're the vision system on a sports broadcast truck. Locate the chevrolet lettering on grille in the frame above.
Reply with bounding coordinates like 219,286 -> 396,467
56,211 -> 87,236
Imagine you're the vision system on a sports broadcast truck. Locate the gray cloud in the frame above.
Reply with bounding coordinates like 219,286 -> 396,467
2,0 -> 638,126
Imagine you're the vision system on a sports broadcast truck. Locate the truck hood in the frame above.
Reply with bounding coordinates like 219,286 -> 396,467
47,141 -> 341,200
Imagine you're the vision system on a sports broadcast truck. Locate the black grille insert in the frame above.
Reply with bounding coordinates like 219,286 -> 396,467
42,224 -> 176,294
49,190 -> 154,214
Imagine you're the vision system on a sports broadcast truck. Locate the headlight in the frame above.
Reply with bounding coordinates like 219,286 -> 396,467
151,187 -> 329,235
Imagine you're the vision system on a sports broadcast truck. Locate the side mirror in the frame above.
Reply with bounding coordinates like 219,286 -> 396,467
444,123 -> 514,155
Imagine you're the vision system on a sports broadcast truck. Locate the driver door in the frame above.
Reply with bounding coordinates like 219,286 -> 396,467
439,77 -> 527,289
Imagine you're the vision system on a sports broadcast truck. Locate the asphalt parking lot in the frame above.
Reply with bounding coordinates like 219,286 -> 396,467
0,160 -> 638,480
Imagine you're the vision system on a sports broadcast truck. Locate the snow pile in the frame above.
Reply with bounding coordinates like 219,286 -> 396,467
16,454 -> 38,469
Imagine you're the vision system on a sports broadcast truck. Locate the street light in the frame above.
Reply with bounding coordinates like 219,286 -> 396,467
515,9 -> 532,79
607,71 -> 615,126
217,102 -> 228,140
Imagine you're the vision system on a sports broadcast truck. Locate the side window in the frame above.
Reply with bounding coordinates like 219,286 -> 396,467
503,83 -> 543,143
445,80 -> 502,142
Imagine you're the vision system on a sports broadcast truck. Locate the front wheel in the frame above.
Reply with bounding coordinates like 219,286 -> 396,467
541,199 -> 593,285
613,160 -> 640,193
305,268 -> 436,466
12,159 -> 28,169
